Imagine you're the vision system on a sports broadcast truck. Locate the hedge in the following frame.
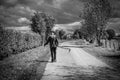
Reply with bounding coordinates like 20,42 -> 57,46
0,29 -> 42,60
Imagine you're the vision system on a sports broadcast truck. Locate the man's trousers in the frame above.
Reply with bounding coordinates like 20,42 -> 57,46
50,47 -> 57,61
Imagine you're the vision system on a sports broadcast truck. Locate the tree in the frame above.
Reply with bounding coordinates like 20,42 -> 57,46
81,0 -> 112,46
44,14 -> 55,40
73,29 -> 88,39
106,29 -> 115,40
73,29 -> 81,39
55,30 -> 61,39
59,29 -> 66,40
31,12 -> 55,45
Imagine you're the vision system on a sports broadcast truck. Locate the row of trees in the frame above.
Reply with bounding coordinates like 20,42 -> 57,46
30,12 -> 73,41
73,28 -> 115,41
30,0 -> 113,46
80,0 -> 112,46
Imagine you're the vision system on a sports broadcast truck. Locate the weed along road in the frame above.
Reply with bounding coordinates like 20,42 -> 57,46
41,41 -> 120,80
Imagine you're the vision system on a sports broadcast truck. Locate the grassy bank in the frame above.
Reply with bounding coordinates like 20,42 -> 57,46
83,46 -> 120,71
0,46 -> 50,80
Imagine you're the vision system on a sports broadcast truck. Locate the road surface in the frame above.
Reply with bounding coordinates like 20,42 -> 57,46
41,41 -> 120,80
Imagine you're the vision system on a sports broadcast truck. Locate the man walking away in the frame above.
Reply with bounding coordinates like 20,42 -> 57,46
44,31 -> 59,62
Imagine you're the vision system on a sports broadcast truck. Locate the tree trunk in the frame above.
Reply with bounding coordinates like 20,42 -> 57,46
95,34 -> 102,46
105,39 -> 107,48
45,28 -> 51,41
41,32 -> 45,46
109,40 -> 111,48
95,29 -> 103,46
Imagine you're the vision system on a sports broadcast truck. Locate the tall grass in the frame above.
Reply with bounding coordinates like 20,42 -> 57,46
0,29 -> 42,60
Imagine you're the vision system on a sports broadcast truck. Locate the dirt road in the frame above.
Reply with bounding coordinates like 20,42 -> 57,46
41,41 -> 120,80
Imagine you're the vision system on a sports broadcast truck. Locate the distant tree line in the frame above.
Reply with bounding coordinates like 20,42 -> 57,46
73,28 -> 116,41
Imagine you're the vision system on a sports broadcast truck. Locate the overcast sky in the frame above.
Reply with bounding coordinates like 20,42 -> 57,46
0,0 -> 120,27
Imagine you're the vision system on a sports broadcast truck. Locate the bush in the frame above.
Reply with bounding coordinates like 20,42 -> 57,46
0,29 -> 42,60
106,29 -> 115,40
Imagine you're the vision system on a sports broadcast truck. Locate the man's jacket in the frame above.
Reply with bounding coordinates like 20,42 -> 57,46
44,35 -> 59,48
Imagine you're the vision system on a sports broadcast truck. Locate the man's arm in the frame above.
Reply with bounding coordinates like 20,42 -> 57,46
44,37 -> 50,46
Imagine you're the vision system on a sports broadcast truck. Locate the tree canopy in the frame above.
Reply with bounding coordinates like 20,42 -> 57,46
31,12 -> 55,45
106,29 -> 115,40
80,0 -> 112,45
31,12 -> 55,34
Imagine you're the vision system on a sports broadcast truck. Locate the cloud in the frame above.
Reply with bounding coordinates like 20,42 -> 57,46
107,18 -> 120,33
0,0 -> 84,26
53,21 -> 83,33
52,0 -> 68,9
0,0 -> 120,27
18,6 -> 36,16
0,0 -> 35,7
109,0 -> 120,17
0,5 -> 36,26
18,17 -> 30,24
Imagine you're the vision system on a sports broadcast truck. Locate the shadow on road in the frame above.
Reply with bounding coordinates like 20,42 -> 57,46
103,55 -> 120,59
59,45 -> 93,49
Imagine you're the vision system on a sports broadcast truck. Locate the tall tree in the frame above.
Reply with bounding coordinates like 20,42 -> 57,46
31,12 -> 55,45
81,0 -> 112,46
44,14 -> 55,40
73,29 -> 82,39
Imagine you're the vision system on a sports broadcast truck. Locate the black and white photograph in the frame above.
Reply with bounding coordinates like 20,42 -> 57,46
0,0 -> 120,80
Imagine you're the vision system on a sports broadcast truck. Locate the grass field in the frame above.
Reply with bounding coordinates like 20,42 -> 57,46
83,46 -> 120,72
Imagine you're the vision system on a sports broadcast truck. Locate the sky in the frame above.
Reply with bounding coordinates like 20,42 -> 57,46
0,0 -> 120,27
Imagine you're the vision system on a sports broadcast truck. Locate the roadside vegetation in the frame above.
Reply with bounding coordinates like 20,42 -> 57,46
80,0 -> 111,46
0,27 -> 42,60
70,0 -> 120,51
83,46 -> 120,72
0,11 -> 55,60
